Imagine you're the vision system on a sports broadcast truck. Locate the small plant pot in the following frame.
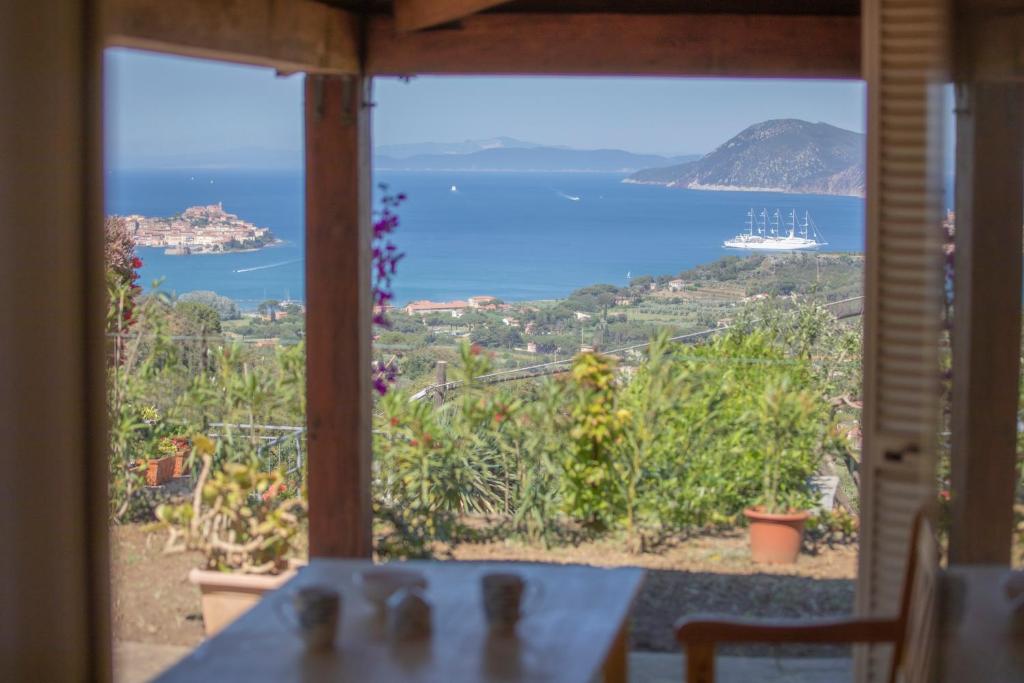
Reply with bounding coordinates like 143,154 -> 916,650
744,507 -> 810,564
189,568 -> 296,636
145,455 -> 176,487
171,438 -> 191,477
172,454 -> 188,477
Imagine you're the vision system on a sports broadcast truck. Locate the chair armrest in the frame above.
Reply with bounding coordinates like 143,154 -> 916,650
675,615 -> 901,646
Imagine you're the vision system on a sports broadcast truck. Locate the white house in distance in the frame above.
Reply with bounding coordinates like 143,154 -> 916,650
404,300 -> 469,317
468,295 -> 497,308
404,295 -> 498,318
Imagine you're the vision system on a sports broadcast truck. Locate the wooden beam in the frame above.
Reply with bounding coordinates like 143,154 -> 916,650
305,75 -> 374,558
1,0 -> 111,679
368,13 -> 861,78
104,0 -> 359,74
949,82 -> 1024,565
393,0 -> 512,32
957,10 -> 1024,82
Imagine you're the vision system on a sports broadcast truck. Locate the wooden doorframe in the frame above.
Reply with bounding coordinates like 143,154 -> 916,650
0,0 -> 111,679
949,10 -> 1024,564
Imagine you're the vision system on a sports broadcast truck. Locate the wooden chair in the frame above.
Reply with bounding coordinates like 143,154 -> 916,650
675,510 -> 938,683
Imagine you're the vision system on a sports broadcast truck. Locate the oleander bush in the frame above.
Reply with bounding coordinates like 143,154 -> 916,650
375,309 -> 850,551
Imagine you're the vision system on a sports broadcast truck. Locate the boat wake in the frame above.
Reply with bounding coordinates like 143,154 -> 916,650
557,192 -> 581,202
233,259 -> 302,274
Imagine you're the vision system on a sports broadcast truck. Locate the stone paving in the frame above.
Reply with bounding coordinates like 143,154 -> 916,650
629,651 -> 852,683
114,641 -> 852,683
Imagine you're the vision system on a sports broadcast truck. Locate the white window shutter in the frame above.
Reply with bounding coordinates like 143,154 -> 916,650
857,0 -> 948,681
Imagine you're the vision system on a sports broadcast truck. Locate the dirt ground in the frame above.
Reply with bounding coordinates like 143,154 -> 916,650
111,523 -> 855,657
111,524 -> 207,647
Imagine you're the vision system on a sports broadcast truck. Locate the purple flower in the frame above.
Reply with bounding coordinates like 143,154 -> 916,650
370,186 -> 406,395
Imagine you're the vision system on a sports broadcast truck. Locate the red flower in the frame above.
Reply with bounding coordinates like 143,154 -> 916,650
261,482 -> 287,501
493,412 -> 506,423
409,439 -> 420,447
470,344 -> 482,356
132,256 -> 143,269
389,417 -> 400,427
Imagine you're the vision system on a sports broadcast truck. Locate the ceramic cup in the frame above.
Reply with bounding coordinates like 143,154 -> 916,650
280,585 -> 341,651
481,572 -> 539,633
355,567 -> 428,611
386,586 -> 433,641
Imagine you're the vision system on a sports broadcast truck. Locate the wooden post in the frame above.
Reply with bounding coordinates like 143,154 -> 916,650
0,0 -> 110,679
685,643 -> 716,683
305,74 -> 373,558
949,82 -> 1024,565
434,360 -> 448,407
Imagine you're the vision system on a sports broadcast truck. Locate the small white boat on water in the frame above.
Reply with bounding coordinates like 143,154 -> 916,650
450,185 -> 458,192
723,209 -> 826,251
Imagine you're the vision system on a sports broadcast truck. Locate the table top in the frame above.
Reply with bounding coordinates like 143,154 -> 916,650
939,565 -> 1024,683
156,560 -> 646,683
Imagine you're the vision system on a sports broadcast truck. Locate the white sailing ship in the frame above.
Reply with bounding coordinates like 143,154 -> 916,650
723,209 -> 826,251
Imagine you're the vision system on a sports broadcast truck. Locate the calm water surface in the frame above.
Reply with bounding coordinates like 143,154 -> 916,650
106,170 -> 865,308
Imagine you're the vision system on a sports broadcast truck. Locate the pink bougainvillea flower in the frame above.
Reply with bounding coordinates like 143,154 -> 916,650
369,186 -> 405,395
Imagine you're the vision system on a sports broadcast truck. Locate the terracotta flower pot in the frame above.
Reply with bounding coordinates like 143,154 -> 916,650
171,437 -> 191,477
172,454 -> 188,477
744,507 -> 810,564
189,567 -> 297,636
145,455 -> 176,487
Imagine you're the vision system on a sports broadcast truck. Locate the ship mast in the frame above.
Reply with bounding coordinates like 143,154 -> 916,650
758,209 -> 767,236
788,209 -> 797,238
746,208 -> 754,236
770,209 -> 781,238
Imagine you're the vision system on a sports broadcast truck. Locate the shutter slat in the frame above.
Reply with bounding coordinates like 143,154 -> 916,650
858,0 -> 945,680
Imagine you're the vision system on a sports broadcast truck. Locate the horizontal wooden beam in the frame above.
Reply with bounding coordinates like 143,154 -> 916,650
393,0 -> 512,32
368,13 -> 861,78
104,0 -> 359,74
956,10 -> 1024,82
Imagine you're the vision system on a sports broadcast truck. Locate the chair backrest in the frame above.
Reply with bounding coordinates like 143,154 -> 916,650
890,510 -> 939,683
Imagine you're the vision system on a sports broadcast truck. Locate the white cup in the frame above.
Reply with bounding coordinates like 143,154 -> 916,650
481,572 -> 541,634
279,585 -> 341,651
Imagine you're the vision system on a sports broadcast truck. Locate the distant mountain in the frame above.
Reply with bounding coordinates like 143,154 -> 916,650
625,120 -> 865,197
375,137 -> 545,159
375,146 -> 698,173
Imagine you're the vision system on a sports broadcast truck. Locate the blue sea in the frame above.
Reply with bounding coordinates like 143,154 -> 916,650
106,170 -> 866,309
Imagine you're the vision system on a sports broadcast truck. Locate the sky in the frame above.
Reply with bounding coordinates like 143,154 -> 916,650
105,47 -> 867,168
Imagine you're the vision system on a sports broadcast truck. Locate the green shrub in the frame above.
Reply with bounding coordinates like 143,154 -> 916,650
374,316 -> 837,552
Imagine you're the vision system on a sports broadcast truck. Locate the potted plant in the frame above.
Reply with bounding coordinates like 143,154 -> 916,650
146,437 -> 178,486
743,380 -> 820,564
157,436 -> 305,635
170,436 -> 191,477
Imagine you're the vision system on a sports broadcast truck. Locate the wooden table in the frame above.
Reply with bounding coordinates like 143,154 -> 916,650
938,566 -> 1024,683
156,560 -> 646,683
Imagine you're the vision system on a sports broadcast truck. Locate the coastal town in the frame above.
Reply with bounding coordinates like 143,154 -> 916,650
121,203 -> 276,254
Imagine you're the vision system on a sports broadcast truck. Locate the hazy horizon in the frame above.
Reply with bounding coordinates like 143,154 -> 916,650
105,48 -> 867,170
